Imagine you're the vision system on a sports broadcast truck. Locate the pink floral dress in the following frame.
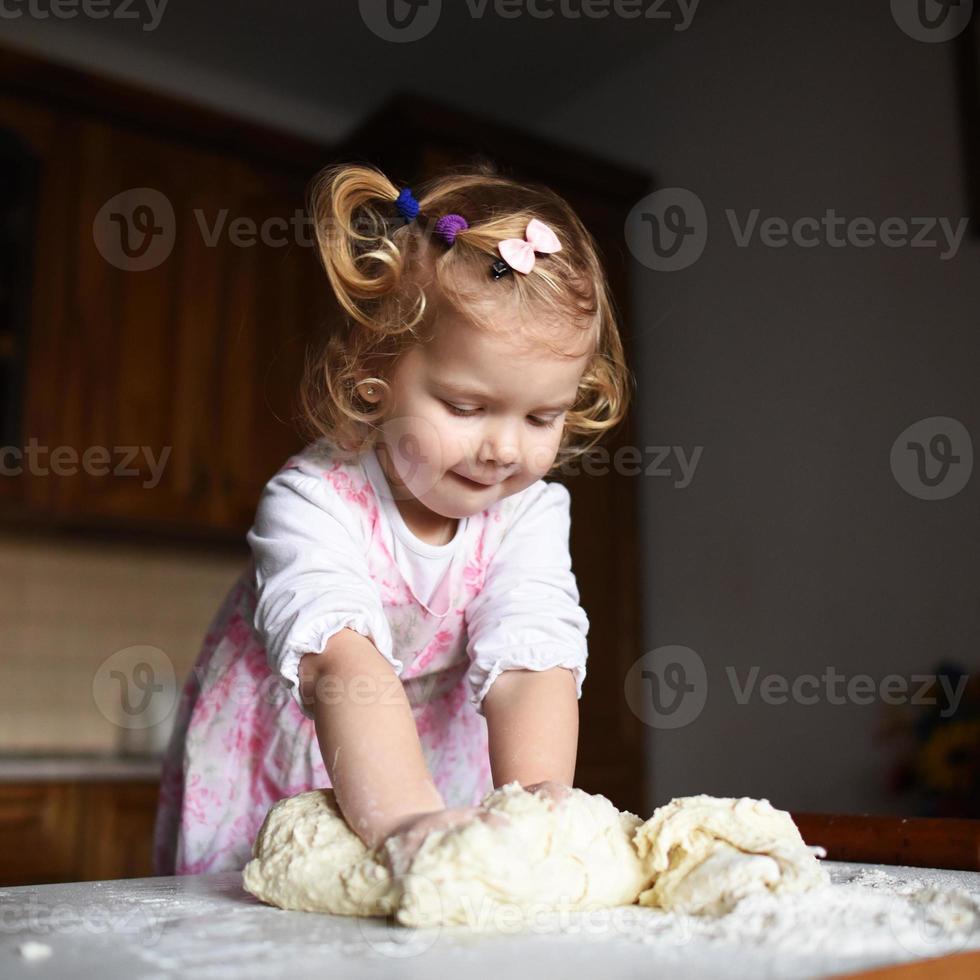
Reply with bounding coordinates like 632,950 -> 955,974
153,440 -> 589,876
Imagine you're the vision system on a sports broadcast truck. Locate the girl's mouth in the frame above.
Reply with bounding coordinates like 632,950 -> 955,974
452,471 -> 492,489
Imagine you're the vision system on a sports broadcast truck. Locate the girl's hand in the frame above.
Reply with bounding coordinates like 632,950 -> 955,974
523,780 -> 573,808
380,806 -> 508,876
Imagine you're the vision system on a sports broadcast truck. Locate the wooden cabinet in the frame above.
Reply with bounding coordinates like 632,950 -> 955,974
78,782 -> 160,882
0,782 -> 83,885
0,49 -> 335,542
42,119 -> 331,534
0,781 -> 159,886
0,111 -> 327,532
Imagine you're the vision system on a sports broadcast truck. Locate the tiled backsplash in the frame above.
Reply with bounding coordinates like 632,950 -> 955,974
0,530 -> 249,753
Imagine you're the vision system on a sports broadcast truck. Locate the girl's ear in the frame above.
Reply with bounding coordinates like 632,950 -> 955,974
354,376 -> 387,405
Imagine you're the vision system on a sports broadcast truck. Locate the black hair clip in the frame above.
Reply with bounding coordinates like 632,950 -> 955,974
490,258 -> 512,280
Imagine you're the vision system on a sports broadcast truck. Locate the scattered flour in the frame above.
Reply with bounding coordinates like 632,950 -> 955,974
17,941 -> 52,961
526,862 -> 980,969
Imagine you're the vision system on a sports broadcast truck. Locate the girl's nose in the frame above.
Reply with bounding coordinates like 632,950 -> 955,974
478,423 -> 520,468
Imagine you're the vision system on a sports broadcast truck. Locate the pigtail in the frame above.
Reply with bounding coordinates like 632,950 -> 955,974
307,163 -> 424,331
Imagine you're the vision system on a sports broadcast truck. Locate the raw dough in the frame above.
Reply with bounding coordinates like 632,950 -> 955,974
242,784 -> 828,928
243,782 -> 648,928
634,795 -> 830,915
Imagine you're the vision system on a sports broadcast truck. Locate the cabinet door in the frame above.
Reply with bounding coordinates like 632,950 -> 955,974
47,118 -> 238,530
45,118 -> 333,536
0,782 -> 83,885
79,782 -> 159,881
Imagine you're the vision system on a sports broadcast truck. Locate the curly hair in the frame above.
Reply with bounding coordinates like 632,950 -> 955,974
298,159 -> 633,473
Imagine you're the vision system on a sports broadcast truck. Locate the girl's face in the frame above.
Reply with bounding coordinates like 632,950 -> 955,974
372,306 -> 592,521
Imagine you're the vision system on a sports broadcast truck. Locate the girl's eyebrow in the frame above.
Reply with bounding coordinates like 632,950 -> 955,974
432,379 -> 576,413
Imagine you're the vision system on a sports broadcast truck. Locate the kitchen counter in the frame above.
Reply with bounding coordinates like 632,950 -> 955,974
3,862 -> 980,979
0,754 -> 161,782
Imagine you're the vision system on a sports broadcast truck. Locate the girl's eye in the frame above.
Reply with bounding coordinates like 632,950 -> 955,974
444,402 -> 480,418
443,401 -> 562,429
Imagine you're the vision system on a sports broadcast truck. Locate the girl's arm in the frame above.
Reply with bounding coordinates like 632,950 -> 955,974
482,665 -> 579,788
298,627 -> 446,850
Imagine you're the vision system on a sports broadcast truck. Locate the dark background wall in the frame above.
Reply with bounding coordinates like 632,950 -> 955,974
543,0 -> 980,814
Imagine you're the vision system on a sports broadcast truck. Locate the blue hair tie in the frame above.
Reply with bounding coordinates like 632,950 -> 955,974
394,187 -> 420,223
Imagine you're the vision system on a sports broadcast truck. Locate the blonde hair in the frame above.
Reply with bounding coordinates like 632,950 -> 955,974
299,159 -> 633,473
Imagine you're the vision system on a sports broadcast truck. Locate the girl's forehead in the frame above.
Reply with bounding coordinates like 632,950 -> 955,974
420,329 -> 588,385
424,307 -> 592,367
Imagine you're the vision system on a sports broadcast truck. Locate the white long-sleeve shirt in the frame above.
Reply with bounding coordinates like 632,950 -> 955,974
245,440 -> 590,717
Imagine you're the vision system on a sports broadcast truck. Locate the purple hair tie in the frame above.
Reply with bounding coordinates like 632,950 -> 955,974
434,213 -> 469,246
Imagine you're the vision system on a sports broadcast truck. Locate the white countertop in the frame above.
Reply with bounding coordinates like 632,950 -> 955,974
0,754 -> 162,782
2,862 -> 980,979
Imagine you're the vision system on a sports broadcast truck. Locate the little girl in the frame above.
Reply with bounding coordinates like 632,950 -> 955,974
153,160 -> 631,875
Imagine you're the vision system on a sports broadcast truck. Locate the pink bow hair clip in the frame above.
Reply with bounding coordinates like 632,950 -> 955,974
497,218 -> 562,275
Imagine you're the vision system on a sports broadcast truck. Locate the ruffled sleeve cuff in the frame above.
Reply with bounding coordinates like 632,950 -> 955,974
276,613 -> 400,719
466,645 -> 587,718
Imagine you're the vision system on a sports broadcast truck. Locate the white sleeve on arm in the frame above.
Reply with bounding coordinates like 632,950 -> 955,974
246,468 -> 398,716
464,481 -> 590,718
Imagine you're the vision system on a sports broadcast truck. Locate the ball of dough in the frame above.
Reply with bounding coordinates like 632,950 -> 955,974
242,782 -> 650,929
633,795 -> 830,915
